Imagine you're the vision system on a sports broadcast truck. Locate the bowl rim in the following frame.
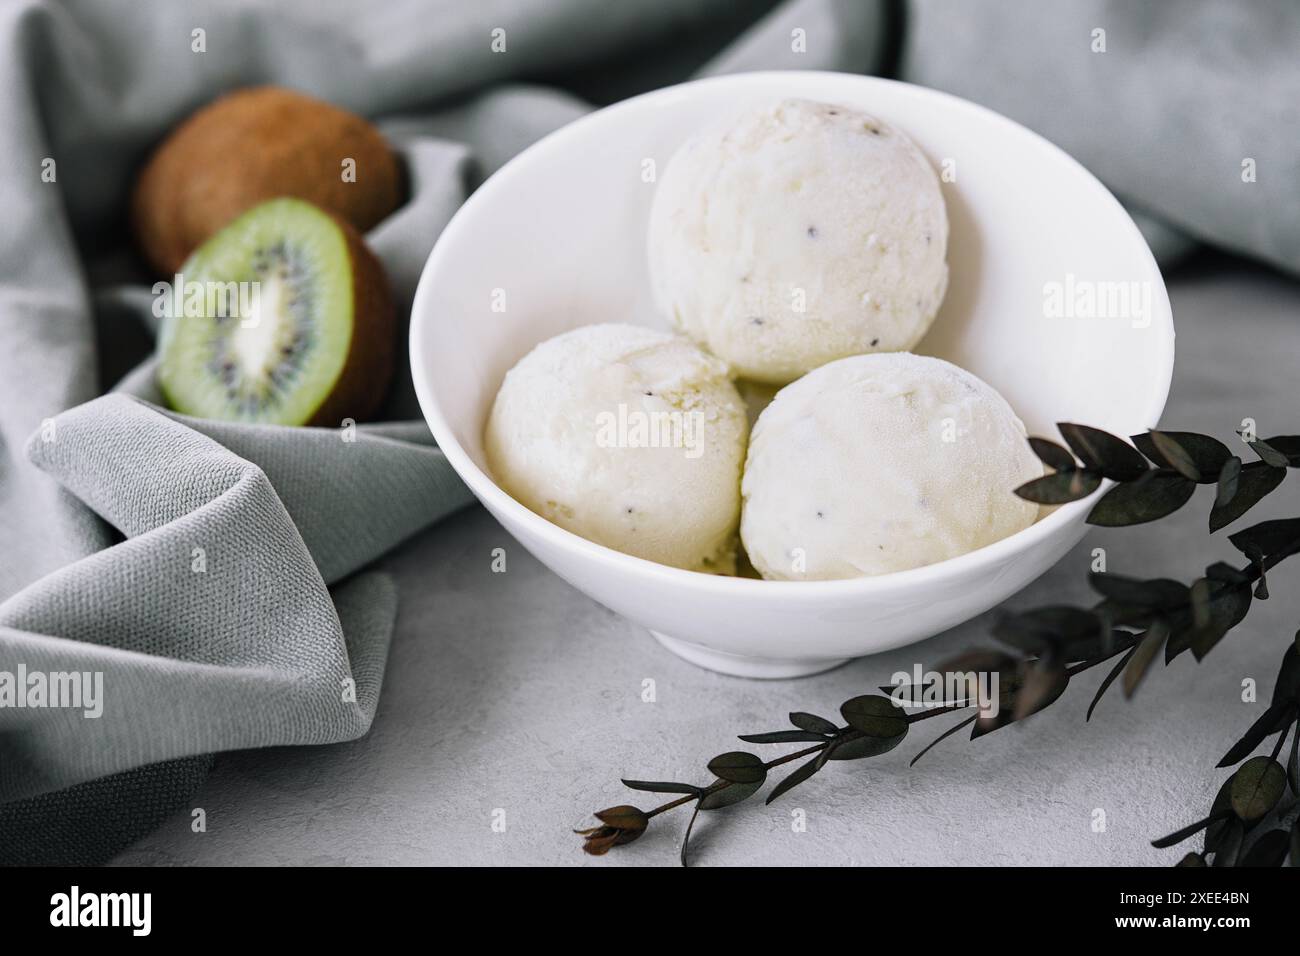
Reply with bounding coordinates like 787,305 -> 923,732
409,70 -> 1175,600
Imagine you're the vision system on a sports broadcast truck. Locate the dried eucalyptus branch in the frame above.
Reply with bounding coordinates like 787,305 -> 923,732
577,424 -> 1300,866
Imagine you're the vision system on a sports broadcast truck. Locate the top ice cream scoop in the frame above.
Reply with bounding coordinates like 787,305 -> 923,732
648,98 -> 949,385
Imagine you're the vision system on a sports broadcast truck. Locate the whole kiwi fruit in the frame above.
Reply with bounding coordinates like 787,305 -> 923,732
157,198 -> 394,427
133,86 -> 403,276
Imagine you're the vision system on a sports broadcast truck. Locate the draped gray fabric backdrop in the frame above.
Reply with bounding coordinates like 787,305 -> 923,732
1,0 -> 1296,863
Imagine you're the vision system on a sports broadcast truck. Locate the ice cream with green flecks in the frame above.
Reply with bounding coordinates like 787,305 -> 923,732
648,98 -> 949,385
485,323 -> 749,573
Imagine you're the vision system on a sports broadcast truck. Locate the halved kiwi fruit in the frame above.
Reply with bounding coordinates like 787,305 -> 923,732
157,197 -> 393,426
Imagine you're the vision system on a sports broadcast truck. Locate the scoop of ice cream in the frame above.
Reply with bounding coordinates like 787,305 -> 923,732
648,98 -> 949,385
740,353 -> 1040,580
485,323 -> 749,573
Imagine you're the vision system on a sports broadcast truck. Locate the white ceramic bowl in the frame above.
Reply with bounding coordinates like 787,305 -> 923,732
410,71 -> 1174,679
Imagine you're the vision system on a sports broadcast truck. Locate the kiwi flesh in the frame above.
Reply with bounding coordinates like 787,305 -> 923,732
157,197 -> 393,426
133,86 -> 404,276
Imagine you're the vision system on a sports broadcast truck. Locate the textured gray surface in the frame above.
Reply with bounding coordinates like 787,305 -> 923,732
113,262 -> 1299,866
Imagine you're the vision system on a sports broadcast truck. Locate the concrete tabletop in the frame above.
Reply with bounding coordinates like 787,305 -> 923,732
114,260 -> 1300,866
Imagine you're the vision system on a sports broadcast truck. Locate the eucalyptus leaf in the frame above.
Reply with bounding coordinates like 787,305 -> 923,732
1012,661 -> 1068,720
1087,471 -> 1195,526
1148,431 -> 1204,481
1204,780 -> 1235,854
1229,756 -> 1287,822
1189,582 -> 1251,660
1133,430 -> 1231,474
679,801 -> 702,868
621,779 -> 702,796
1216,703 -> 1287,768
1088,645 -> 1136,721
1088,573 -> 1189,609
1247,438 -> 1290,468
739,730 -> 832,744
1161,607 -> 1197,664
1208,461 -> 1285,532
698,777 -> 764,810
1028,437 -> 1077,472
971,707 -> 1014,739
1215,456 -> 1241,508
1205,561 -> 1251,586
839,695 -> 909,739
1058,423 -> 1149,480
1189,578 -> 1212,631
789,712 -> 839,736
1228,517 -> 1300,567
827,727 -> 908,760
1123,619 -> 1169,698
886,683 -> 966,707
1278,638 -> 1300,704
765,755 -> 821,805
1260,434 -> 1300,467
813,742 -> 834,771
1015,470 -> 1101,504
890,648 -> 1016,707
706,751 -> 766,784
1176,851 -> 1207,866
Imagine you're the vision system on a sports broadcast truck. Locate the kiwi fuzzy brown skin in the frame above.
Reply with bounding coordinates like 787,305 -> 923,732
133,86 -> 404,276
307,211 -> 395,426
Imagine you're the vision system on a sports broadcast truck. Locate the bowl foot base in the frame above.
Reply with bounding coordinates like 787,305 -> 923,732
650,631 -> 850,680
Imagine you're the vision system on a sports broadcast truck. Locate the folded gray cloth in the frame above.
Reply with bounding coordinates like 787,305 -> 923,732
2,0 -> 1296,864
3,395 -> 475,795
